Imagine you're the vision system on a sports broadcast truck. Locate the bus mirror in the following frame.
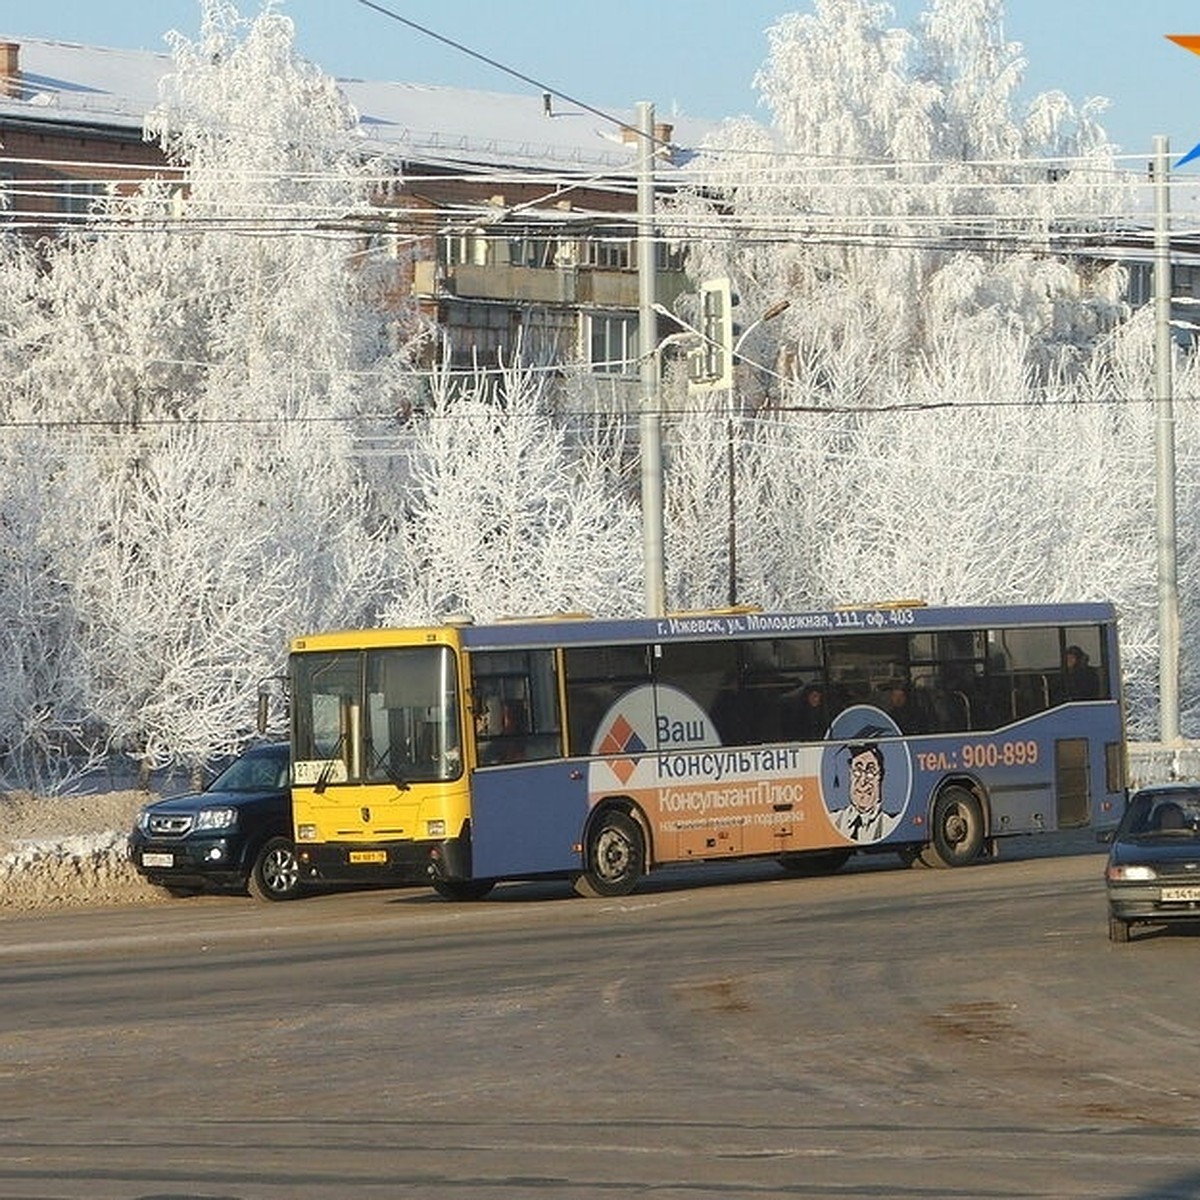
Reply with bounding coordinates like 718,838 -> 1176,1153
256,691 -> 269,734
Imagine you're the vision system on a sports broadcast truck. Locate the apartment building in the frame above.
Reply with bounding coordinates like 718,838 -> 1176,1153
0,36 -> 701,377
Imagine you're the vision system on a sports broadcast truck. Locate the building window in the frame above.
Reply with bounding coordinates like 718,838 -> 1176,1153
507,234 -> 556,269
60,179 -> 105,218
1125,262 -> 1151,308
584,232 -> 632,270
588,313 -> 639,375
443,302 -> 519,369
656,241 -> 686,272
440,233 -> 489,267
1173,263 -> 1200,302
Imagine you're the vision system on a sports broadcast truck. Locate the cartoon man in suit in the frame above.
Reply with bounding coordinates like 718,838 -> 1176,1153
831,739 -> 901,842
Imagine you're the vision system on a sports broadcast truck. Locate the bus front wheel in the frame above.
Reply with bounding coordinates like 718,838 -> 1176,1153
431,878 -> 495,901
574,810 -> 645,898
919,786 -> 986,868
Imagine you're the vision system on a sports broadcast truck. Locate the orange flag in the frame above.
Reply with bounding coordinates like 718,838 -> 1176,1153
1168,36 -> 1200,165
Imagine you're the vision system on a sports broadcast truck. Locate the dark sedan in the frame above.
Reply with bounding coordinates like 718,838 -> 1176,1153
128,742 -> 301,901
1103,784 -> 1200,942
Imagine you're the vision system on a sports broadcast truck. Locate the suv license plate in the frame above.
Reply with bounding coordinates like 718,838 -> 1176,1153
1162,885 -> 1200,902
142,852 -> 174,868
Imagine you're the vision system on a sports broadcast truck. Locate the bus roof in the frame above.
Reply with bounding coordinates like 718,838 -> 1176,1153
289,601 -> 1118,654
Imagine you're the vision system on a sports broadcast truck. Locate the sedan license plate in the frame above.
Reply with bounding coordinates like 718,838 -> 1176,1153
142,852 -> 174,868
1162,885 -> 1200,902
349,850 -> 387,865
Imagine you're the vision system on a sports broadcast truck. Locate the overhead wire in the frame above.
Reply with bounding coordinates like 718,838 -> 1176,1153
352,0 -> 671,150
3,11 -> 1197,441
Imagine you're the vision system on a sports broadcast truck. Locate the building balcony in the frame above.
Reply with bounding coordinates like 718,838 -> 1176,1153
412,260 -> 687,309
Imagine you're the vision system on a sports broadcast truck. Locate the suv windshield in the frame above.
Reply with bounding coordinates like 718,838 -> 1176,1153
210,748 -> 289,793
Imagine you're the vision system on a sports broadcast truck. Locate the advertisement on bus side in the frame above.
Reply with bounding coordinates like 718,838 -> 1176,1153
587,685 -> 917,856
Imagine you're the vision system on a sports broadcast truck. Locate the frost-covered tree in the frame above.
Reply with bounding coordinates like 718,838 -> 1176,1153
663,0 -> 1192,739
0,0 -> 416,779
0,0 -> 1193,787
381,354 -> 643,625
676,0 -> 1129,388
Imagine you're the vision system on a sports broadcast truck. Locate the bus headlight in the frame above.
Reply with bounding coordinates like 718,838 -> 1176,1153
297,824 -> 318,841
426,819 -> 446,837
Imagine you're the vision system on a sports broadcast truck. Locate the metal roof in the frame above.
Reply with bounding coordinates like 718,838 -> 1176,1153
0,35 -> 712,174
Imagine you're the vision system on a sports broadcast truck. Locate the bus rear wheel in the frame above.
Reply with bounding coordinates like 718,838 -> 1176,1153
778,849 -> 852,876
574,810 -> 644,898
919,786 -> 986,868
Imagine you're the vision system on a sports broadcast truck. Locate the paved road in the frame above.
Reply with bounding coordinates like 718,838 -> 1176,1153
1,839 -> 1198,1199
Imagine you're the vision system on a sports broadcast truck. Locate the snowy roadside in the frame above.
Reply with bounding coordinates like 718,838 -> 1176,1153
0,790 -> 171,912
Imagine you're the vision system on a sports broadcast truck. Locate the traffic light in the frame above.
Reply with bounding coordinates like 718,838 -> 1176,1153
688,277 -> 735,393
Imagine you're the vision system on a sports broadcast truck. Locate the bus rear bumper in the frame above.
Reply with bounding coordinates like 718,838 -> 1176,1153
295,835 -> 472,887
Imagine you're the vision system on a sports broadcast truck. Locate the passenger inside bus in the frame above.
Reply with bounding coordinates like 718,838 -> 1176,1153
794,683 -> 829,741
475,695 -> 530,764
879,680 -> 923,733
1063,645 -> 1100,700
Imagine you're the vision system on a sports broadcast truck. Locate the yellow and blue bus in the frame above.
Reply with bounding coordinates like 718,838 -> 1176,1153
284,601 -> 1125,899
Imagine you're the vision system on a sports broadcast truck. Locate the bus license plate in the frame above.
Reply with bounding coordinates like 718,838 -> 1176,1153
1162,885 -> 1200,902
349,850 -> 387,865
142,852 -> 174,868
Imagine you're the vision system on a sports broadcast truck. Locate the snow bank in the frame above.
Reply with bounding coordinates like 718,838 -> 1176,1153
0,792 -> 167,912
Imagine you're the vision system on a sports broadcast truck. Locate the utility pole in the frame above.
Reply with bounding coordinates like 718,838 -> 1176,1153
1153,135 -> 1181,744
637,101 -> 666,618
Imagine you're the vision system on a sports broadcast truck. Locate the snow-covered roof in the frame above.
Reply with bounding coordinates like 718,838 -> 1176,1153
0,35 -> 712,173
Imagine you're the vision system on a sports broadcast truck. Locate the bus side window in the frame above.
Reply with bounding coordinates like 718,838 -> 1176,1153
564,645 -> 653,755
471,649 -> 562,765
912,676 -> 967,733
1009,673 -> 1051,719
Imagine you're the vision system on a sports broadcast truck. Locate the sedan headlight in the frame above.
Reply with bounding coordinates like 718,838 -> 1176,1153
194,807 -> 238,832
1107,863 -> 1157,882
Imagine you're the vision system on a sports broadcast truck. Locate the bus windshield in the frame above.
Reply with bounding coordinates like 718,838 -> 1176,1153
291,645 -> 461,786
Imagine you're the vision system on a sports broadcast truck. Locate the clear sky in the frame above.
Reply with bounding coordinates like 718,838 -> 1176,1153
9,0 -> 1200,165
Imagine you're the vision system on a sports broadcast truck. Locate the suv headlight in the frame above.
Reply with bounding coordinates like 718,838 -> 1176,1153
195,807 -> 238,832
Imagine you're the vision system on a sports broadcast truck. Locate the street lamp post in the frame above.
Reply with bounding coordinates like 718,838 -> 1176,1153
1152,135 -> 1181,744
726,299 -> 790,606
654,290 -> 789,610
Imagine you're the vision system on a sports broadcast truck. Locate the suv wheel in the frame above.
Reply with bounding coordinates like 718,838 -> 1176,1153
248,837 -> 302,901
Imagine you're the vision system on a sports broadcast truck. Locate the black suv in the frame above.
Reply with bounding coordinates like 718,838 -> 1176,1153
128,742 -> 301,901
